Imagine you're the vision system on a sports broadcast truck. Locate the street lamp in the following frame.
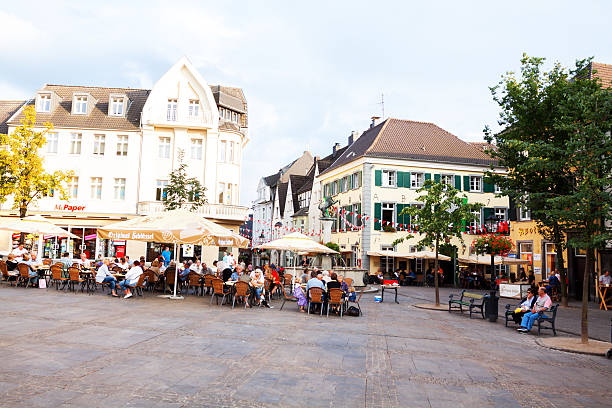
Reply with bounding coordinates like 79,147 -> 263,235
485,213 -> 499,288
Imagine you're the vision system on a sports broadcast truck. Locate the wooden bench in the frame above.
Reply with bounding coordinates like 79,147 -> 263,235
536,304 -> 559,336
448,290 -> 487,319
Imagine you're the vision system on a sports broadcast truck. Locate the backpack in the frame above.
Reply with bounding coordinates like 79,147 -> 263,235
345,306 -> 360,316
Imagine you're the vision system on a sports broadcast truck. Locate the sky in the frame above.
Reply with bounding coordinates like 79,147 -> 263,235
1,0 -> 611,207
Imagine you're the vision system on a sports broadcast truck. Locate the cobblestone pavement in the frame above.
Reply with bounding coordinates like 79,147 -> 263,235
0,286 -> 610,407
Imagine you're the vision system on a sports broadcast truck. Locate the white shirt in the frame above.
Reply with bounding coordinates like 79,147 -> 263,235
125,265 -> 143,282
79,258 -> 91,268
118,262 -> 129,271
249,271 -> 264,285
11,247 -> 28,260
190,263 -> 202,274
95,264 -> 114,283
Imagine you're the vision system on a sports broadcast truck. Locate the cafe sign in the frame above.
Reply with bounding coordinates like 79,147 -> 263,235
54,203 -> 86,212
518,226 -> 538,237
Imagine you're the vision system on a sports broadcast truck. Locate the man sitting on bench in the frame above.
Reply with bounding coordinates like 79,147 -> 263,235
518,287 -> 551,333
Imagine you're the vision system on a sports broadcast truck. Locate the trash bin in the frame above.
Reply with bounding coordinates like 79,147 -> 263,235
485,290 -> 499,322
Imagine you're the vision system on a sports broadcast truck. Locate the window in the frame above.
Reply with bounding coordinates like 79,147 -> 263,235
218,183 -> 225,203
191,139 -> 202,160
93,134 -> 105,156
116,135 -> 128,156
68,176 -> 78,198
188,100 -> 199,117
351,172 -> 362,189
218,141 -> 226,162
156,180 -> 168,201
110,97 -> 124,116
167,99 -> 177,121
114,178 -> 126,200
519,206 -> 531,221
298,192 -> 310,209
90,177 -> 102,199
382,170 -> 396,187
331,181 -> 338,195
353,203 -> 362,227
38,94 -> 51,112
69,133 -> 82,154
232,112 -> 237,123
339,177 -> 346,193
495,184 -> 502,194
495,208 -> 506,221
229,141 -> 235,162
158,137 -> 170,158
380,245 -> 395,273
469,176 -> 482,192
74,96 -> 87,114
470,210 -> 481,230
382,203 -> 395,226
46,132 -> 58,153
441,174 -> 454,187
219,108 -> 224,119
227,184 -> 233,204
410,172 -> 424,188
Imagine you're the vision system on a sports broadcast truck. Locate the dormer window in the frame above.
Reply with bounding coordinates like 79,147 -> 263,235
74,95 -> 88,114
167,99 -> 177,121
189,100 -> 199,117
37,93 -> 51,112
110,97 -> 124,116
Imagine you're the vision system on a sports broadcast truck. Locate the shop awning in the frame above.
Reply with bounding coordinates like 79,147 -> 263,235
367,250 -> 451,261
255,232 -> 338,254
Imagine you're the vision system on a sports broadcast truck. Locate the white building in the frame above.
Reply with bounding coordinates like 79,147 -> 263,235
0,57 -> 249,262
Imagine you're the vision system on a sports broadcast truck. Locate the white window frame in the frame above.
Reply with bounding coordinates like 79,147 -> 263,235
382,170 -> 396,187
167,99 -> 177,121
410,172 -> 424,188
38,93 -> 51,112
495,184 -> 502,194
113,178 -> 126,200
110,97 -> 124,116
116,135 -> 128,156
469,210 -> 481,230
469,176 -> 482,192
46,132 -> 58,153
93,134 -> 105,156
218,141 -> 226,162
69,133 -> 82,155
519,207 -> 531,221
156,180 -> 168,201
158,137 -> 171,158
188,100 -> 199,117
351,172 -> 361,189
381,202 -> 396,226
74,95 -> 87,114
190,139 -> 203,160
229,141 -> 235,162
90,177 -> 102,200
218,182 -> 225,203
68,176 -> 79,198
227,184 -> 233,204
440,174 -> 454,187
495,208 -> 506,221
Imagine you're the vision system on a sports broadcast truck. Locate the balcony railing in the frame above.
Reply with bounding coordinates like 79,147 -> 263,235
137,201 -> 249,222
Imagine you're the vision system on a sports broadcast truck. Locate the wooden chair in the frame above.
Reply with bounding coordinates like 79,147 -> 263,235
142,270 -> 158,293
42,259 -> 52,266
203,274 -> 214,295
264,278 -> 273,304
68,267 -> 86,292
164,267 -> 177,294
233,281 -> 250,309
344,277 -> 353,287
186,273 -> 202,296
279,284 -> 298,311
307,287 -> 324,315
50,265 -> 67,290
0,261 -> 17,286
346,288 -> 365,316
283,273 -> 293,290
210,278 -> 230,305
125,273 -> 146,297
17,263 -> 31,288
327,288 -> 344,318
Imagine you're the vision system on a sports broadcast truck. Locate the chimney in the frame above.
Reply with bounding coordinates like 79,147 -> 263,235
370,116 -> 381,128
348,130 -> 359,145
332,142 -> 341,156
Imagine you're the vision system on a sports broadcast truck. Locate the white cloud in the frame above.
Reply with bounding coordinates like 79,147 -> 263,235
0,11 -> 43,53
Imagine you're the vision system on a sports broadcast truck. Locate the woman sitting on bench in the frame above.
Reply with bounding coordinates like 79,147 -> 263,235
511,288 -> 536,324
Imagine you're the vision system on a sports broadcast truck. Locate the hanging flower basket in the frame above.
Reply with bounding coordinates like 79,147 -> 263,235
471,233 -> 514,256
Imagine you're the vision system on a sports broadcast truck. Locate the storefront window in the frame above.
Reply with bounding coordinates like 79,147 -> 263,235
545,243 -> 556,279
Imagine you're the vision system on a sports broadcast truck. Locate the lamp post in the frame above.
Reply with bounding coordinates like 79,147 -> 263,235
485,214 -> 500,322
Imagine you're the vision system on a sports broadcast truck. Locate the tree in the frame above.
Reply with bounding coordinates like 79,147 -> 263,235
396,180 -> 482,306
163,150 -> 207,211
485,55 -> 576,307
0,106 -> 72,219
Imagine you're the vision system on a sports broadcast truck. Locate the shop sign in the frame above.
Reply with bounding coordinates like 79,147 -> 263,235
533,253 -> 541,261
84,234 -> 97,241
54,204 -> 86,212
183,244 -> 194,257
518,226 -> 538,236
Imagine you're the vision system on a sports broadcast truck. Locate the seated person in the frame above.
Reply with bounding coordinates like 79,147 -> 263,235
222,267 -> 233,282
78,253 -> 91,268
119,261 -> 143,299
60,252 -> 72,270
338,275 -> 349,294
600,270 -> 611,286
518,287 -> 552,333
326,272 -> 341,291
149,259 -> 162,280
249,268 -> 265,306
178,261 -> 192,282
30,252 -> 42,268
545,273 -> 561,296
518,267 -> 527,281
239,267 -> 251,283
190,260 -> 203,275
117,257 -> 130,271
269,266 -> 281,297
425,268 -> 434,285
95,258 -> 118,297
511,288 -> 536,324
300,268 -> 310,284
306,271 -> 326,292
230,266 -> 240,281
21,253 -> 39,286
393,269 -> 401,283
321,270 -> 332,284
293,277 -> 307,312
406,270 -> 416,286
5,254 -> 19,273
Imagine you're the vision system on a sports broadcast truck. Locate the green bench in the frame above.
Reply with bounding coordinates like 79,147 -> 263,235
448,290 -> 487,319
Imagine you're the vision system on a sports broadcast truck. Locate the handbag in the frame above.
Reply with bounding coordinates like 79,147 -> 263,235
38,278 -> 47,289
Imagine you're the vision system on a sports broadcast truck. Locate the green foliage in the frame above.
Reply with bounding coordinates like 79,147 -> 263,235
325,242 -> 340,252
163,150 -> 208,211
0,106 -> 72,217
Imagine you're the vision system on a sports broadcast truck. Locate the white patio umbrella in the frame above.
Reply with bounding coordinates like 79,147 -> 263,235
255,232 -> 338,254
458,254 -> 503,265
0,215 -> 80,260
98,209 -> 249,299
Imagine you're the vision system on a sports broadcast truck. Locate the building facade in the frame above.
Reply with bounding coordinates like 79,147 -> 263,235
0,57 -> 249,262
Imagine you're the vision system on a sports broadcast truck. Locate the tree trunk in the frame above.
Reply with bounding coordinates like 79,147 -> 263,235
553,224 -> 568,307
434,236 -> 440,306
581,248 -> 591,344
19,203 -> 27,244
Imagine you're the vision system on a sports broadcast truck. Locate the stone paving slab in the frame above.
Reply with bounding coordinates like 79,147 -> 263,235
0,286 -> 611,407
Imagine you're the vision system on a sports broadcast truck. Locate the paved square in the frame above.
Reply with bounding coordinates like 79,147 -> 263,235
0,286 -> 610,407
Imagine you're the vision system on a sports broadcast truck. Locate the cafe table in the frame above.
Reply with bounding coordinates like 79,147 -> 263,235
381,284 -> 399,303
598,282 -> 611,311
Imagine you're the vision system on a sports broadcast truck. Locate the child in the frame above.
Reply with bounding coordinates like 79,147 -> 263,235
293,277 -> 307,312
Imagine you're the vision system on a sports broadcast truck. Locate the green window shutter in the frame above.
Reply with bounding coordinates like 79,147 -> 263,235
375,170 -> 382,186
461,198 -> 468,231
434,174 -> 441,183
356,203 -> 362,226
396,171 -> 404,188
404,172 -> 411,188
334,180 -> 339,194
424,173 -> 432,188
358,171 -> 363,187
374,202 -> 382,230
396,204 -> 404,226
483,207 -> 493,223
455,175 -> 462,190
463,175 -> 470,191
348,175 -> 353,190
483,180 -> 494,193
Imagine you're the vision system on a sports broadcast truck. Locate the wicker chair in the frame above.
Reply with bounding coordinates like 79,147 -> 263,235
327,288 -> 344,317
142,270 -> 158,293
42,259 -> 52,266
280,284 -> 298,311
210,278 -> 230,305
283,273 -> 293,290
186,273 -> 202,296
307,287 -> 324,315
233,281 -> 250,309
50,265 -> 67,290
344,277 -> 353,287
0,261 -> 17,286
203,274 -> 215,295
263,278 -> 273,304
125,273 -> 146,297
17,263 -> 31,288
164,267 -> 177,294
68,267 -> 86,292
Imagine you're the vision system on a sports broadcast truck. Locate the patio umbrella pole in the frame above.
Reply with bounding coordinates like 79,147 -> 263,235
170,243 -> 184,300
37,233 -> 44,261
